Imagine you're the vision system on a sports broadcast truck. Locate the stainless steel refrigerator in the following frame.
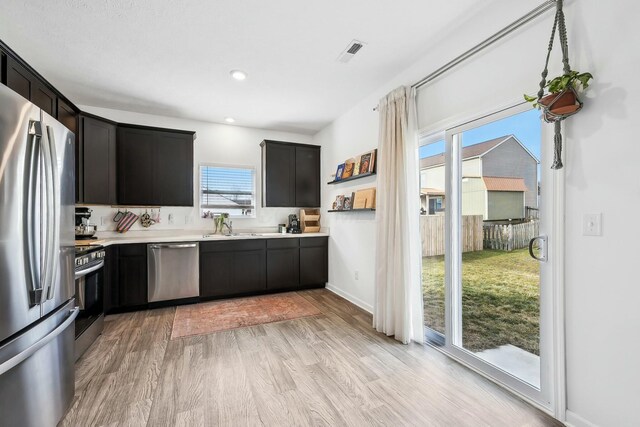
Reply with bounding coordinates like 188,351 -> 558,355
0,84 -> 76,427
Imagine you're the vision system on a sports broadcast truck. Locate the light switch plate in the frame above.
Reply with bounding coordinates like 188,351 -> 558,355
583,213 -> 602,236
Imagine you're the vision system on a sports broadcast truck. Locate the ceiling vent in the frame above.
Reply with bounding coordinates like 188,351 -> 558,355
337,40 -> 366,63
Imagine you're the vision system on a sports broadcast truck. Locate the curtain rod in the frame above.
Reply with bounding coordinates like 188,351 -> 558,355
374,0 -> 557,111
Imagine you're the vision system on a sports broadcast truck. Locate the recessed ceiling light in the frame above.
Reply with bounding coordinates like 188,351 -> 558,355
225,117 -> 235,123
230,70 -> 247,81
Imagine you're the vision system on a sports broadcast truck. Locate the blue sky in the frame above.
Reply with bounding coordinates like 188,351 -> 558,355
419,109 -> 541,160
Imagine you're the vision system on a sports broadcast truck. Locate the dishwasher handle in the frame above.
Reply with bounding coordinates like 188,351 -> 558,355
148,243 -> 197,250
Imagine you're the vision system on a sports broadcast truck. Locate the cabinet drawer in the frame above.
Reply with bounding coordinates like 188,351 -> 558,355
118,243 -> 146,256
267,238 -> 299,249
200,239 -> 266,253
300,237 -> 328,248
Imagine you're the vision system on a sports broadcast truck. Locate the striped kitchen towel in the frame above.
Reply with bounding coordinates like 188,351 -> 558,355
117,211 -> 139,233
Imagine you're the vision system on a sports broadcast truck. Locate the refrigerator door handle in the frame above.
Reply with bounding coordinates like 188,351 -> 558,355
42,126 -> 60,301
0,307 -> 79,376
24,120 -> 42,306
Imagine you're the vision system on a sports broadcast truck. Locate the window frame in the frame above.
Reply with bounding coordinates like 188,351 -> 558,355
199,162 -> 258,219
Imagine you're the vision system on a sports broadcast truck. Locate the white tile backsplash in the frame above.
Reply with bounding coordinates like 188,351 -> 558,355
83,205 -> 299,233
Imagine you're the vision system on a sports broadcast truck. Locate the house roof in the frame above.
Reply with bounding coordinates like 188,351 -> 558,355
482,176 -> 528,192
420,135 -> 515,169
421,187 -> 445,196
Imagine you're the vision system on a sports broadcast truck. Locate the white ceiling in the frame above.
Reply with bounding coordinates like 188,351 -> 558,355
1,0 -> 511,134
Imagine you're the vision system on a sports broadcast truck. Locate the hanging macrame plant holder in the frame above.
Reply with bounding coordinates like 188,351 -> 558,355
537,0 -> 581,170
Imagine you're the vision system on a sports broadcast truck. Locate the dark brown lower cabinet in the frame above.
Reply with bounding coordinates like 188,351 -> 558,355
105,237 -> 327,313
116,244 -> 148,309
103,246 -> 118,314
200,240 -> 266,298
300,237 -> 329,287
266,239 -> 300,290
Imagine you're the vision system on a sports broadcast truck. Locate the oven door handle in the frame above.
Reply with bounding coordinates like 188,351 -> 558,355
74,260 -> 104,279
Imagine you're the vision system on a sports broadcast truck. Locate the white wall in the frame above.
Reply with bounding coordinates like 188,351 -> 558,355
78,105 -> 314,233
313,1 -> 640,425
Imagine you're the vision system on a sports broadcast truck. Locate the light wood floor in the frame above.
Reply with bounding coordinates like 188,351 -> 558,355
60,289 -> 560,427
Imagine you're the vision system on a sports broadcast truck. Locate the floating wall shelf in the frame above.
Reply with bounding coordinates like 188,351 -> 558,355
327,208 -> 376,213
327,171 -> 376,185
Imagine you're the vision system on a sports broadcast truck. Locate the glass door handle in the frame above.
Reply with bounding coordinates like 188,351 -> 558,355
529,235 -> 548,262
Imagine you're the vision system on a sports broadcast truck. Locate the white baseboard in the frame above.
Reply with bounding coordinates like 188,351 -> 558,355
565,411 -> 599,427
325,283 -> 373,313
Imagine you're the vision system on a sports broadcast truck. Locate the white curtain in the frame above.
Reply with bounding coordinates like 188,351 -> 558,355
374,86 -> 423,344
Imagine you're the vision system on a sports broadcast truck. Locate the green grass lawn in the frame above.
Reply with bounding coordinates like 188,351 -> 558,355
423,248 -> 540,355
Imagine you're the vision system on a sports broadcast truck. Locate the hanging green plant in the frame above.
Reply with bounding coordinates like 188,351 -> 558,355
522,0 -> 593,170
524,71 -> 593,115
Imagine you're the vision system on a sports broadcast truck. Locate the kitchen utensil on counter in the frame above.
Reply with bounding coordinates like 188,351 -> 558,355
287,214 -> 302,234
75,207 -> 98,239
75,224 -> 98,238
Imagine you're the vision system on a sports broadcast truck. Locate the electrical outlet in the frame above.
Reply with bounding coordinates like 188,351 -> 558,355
101,216 -> 109,226
583,213 -> 602,236
355,270 -> 359,280
168,213 -> 174,225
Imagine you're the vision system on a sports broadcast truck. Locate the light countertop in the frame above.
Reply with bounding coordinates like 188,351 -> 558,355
76,229 -> 328,247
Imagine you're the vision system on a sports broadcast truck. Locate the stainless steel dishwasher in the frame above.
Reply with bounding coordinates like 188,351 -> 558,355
148,242 -> 199,302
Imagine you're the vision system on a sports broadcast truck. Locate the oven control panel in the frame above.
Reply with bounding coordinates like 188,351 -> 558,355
75,249 -> 106,269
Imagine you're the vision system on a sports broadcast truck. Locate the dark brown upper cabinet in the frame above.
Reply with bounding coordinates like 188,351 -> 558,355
118,124 -> 194,206
32,81 -> 56,117
79,114 -> 117,204
5,54 -> 33,101
261,140 -> 320,208
5,54 -> 55,117
57,98 -> 78,136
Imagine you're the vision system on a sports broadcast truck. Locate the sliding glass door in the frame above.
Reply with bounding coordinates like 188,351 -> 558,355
420,103 -> 557,409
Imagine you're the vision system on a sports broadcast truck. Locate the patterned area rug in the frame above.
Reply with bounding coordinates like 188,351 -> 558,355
171,292 -> 321,339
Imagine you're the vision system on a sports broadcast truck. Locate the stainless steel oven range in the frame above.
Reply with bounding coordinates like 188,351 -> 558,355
74,245 -> 105,360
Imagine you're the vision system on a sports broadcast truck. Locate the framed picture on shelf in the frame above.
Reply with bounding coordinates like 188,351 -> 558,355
335,163 -> 345,181
358,150 -> 375,175
343,192 -> 355,210
334,195 -> 345,210
358,153 -> 371,175
342,161 -> 355,179
353,160 -> 361,176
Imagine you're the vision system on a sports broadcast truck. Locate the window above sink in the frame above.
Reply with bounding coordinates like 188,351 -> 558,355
200,164 -> 256,219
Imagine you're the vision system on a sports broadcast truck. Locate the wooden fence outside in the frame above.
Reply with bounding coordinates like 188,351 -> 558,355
420,215 -> 483,257
483,220 -> 539,251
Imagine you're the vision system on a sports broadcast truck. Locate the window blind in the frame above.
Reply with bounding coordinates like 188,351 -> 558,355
200,165 -> 255,216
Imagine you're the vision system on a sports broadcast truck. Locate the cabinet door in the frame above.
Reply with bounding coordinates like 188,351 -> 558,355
267,247 -> 300,290
263,142 -> 295,207
32,82 -> 56,117
5,55 -> 34,101
200,252 -> 234,297
103,246 -> 119,314
82,116 -> 117,204
300,239 -> 328,286
117,126 -> 155,205
117,244 -> 148,307
234,250 -> 266,294
57,98 -> 78,135
295,145 -> 320,207
154,131 -> 193,206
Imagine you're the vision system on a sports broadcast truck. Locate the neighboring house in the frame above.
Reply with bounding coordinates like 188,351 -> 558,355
420,135 -> 539,221
421,188 -> 445,215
